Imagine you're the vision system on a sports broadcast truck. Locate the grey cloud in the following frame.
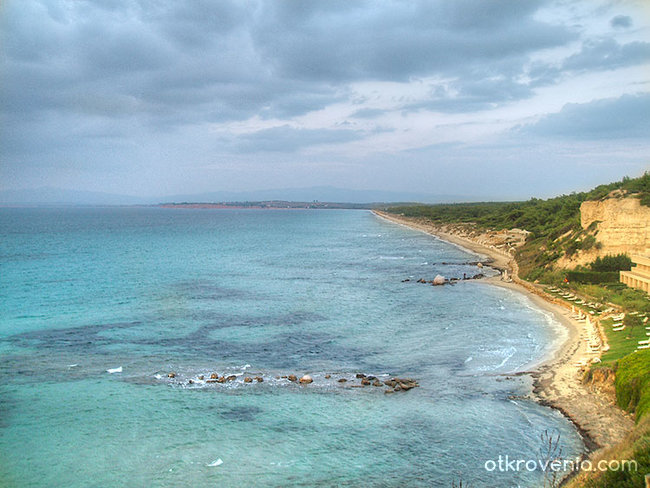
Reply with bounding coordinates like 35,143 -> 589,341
252,0 -> 575,83
515,93 -> 650,140
351,108 -> 386,119
0,0 -> 578,129
562,38 -> 650,72
527,38 -> 650,88
610,15 -> 632,29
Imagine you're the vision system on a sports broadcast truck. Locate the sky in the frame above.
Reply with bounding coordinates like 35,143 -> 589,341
1,0 -> 649,201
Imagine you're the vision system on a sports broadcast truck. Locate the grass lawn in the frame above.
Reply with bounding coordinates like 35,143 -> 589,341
600,318 -> 650,365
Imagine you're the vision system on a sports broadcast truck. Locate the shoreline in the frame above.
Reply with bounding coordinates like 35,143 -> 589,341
372,210 -> 634,459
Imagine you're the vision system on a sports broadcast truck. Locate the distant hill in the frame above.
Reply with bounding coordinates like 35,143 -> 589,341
159,186 -> 473,205
0,186 -> 476,206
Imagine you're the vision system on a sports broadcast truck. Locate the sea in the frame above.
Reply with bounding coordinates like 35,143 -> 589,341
0,207 -> 584,487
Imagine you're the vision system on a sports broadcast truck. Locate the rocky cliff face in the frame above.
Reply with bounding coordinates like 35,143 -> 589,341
555,196 -> 650,268
581,197 -> 650,255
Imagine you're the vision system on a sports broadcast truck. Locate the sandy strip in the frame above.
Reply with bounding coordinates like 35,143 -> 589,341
373,210 -> 634,454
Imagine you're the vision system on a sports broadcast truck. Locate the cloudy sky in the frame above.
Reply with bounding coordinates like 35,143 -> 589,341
1,0 -> 649,201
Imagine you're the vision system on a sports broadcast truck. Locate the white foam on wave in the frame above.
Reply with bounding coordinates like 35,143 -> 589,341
465,356 -> 473,363
207,459 -> 223,467
107,366 -> 122,374
494,347 -> 516,369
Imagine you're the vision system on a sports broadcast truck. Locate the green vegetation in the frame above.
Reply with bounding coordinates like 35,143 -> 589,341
565,270 -> 619,284
590,254 -> 633,272
616,349 -> 650,422
598,318 -> 649,365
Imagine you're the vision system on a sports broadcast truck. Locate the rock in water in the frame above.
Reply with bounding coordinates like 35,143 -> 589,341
433,275 -> 446,285
287,374 -> 297,382
299,374 -> 313,384
244,377 -> 252,383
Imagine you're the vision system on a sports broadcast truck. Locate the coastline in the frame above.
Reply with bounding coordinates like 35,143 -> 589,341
372,210 -> 634,457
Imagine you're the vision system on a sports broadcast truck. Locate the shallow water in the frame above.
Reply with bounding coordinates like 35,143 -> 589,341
0,208 -> 583,487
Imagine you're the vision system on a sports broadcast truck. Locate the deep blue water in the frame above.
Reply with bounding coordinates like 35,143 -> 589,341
0,208 -> 583,487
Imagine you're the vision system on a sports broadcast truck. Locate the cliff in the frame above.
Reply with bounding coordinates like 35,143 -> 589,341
555,195 -> 650,268
582,196 -> 650,253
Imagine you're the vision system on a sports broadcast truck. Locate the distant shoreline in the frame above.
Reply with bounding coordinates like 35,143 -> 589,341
372,210 -> 634,466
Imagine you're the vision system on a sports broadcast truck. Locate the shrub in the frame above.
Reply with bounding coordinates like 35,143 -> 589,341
590,254 -> 633,272
565,271 -> 620,284
615,349 -> 650,421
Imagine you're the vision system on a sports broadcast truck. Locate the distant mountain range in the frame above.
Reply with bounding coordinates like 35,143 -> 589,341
0,186 -> 483,206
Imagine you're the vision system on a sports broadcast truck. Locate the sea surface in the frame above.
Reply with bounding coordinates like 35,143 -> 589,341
0,208 -> 583,487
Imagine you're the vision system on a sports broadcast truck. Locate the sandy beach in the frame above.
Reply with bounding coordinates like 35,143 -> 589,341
373,210 -> 634,455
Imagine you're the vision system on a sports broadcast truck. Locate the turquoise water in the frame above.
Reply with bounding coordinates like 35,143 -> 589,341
0,208 -> 583,487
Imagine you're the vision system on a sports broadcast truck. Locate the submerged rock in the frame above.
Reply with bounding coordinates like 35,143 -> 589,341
287,374 -> 297,382
338,378 -> 347,383
356,373 -> 366,379
254,376 -> 263,382
244,377 -> 252,383
383,377 -> 419,392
